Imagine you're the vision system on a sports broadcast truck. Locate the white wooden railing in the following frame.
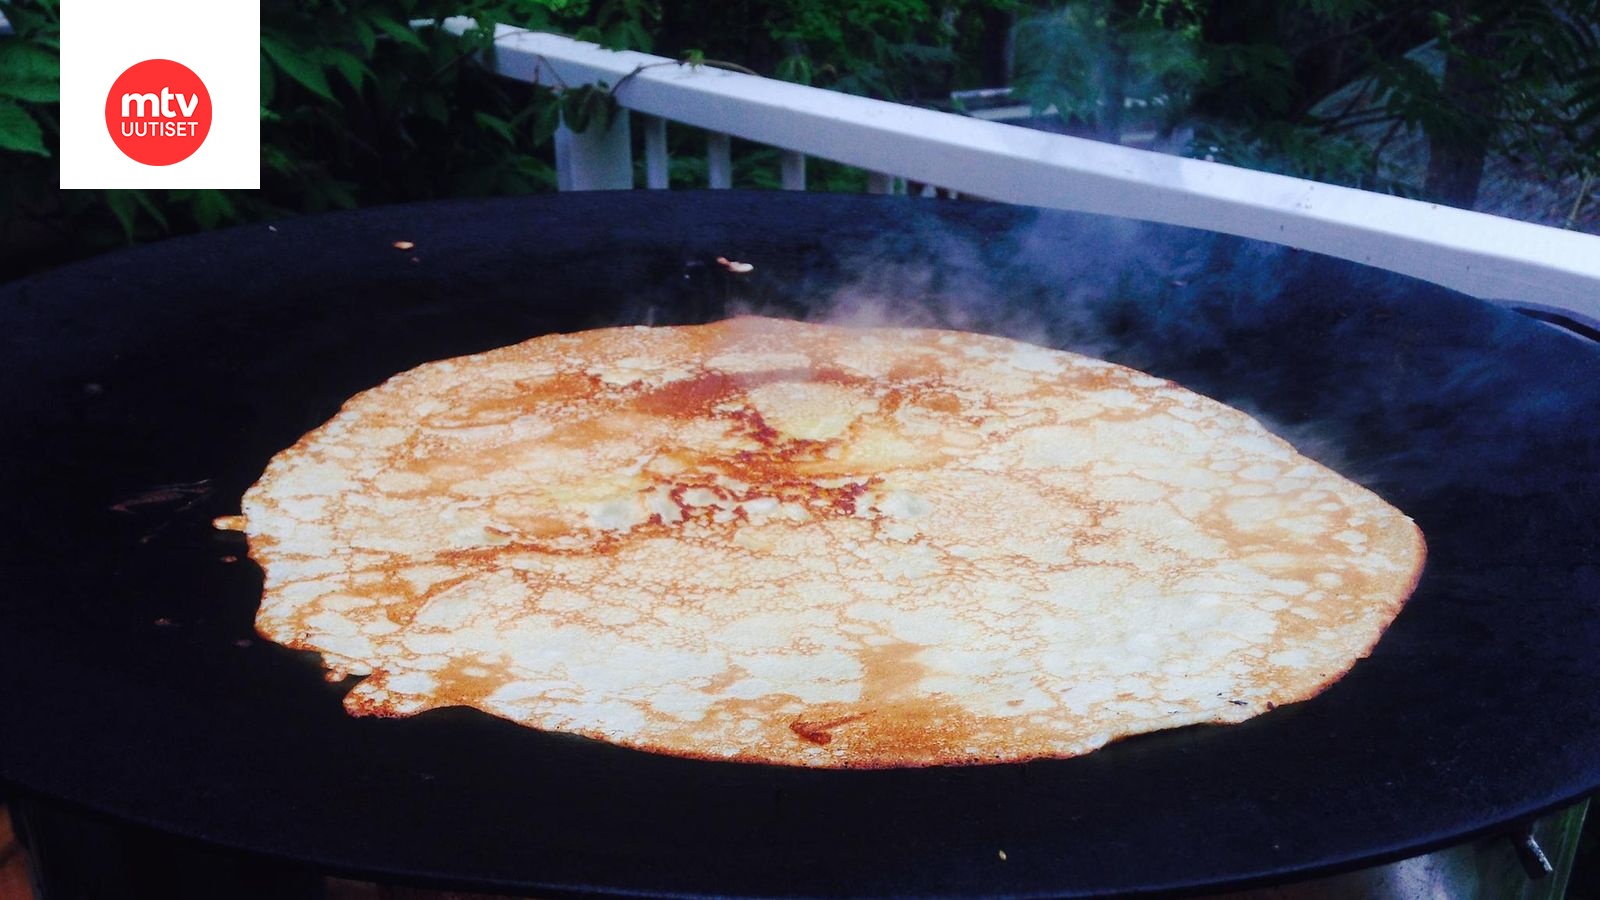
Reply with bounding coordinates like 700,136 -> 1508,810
448,21 -> 1600,322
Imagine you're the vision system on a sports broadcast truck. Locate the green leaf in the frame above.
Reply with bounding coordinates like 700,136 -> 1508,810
367,13 -> 427,50
133,189 -> 169,230
0,1 -> 56,41
260,56 -> 275,106
106,190 -> 138,241
601,20 -> 650,51
0,43 -> 60,103
626,20 -> 654,52
262,145 -> 294,175
323,48 -> 371,93
518,0 -> 586,12
507,96 -> 545,130
319,179 -> 359,209
775,53 -> 813,85
351,18 -> 377,57
583,89 -> 612,134
419,90 -> 450,124
474,111 -> 516,143
530,97 -> 562,143
0,99 -> 49,156
190,189 -> 236,230
560,86 -> 613,133
261,35 -> 336,102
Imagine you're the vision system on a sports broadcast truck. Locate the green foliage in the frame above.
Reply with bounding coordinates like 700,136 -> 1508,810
1012,0 -> 1205,139
0,0 -> 645,279
1192,120 -> 1413,194
0,3 -> 55,167
0,0 -> 1022,280
770,0 -> 953,97
3,0 -> 1596,280
0,40 -> 58,102
249,1 -> 575,218
652,0 -> 1013,101
0,97 -> 47,155
1199,41 -> 1296,120
1011,0 -> 1599,204
1577,65 -> 1600,173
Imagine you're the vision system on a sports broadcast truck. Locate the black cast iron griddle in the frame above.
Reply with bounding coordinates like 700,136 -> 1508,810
1,191 -> 1597,897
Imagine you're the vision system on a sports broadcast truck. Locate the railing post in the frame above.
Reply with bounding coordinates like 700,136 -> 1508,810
866,171 -> 895,194
707,132 -> 733,189
554,108 -> 634,191
642,115 -> 669,190
780,150 -> 806,191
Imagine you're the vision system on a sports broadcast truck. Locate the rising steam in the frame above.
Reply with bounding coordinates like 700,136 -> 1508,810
717,197 -> 1592,511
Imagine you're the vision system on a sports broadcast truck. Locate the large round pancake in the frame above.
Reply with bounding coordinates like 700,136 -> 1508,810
227,316 -> 1425,768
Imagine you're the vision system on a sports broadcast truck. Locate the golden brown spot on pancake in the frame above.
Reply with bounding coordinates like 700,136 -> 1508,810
429,657 -> 512,708
886,356 -> 941,380
917,391 -> 963,414
865,640 -> 927,693
781,640 -> 1002,762
631,370 -> 742,418
631,367 -> 867,420
520,371 -> 601,402
700,664 -> 749,695
790,713 -> 867,745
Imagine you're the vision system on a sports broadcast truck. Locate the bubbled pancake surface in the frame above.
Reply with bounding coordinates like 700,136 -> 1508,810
233,316 -> 1425,767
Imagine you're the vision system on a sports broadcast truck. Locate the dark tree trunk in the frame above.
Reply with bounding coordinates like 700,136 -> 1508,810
1425,129 -> 1491,209
1200,0 -> 1278,46
978,7 -> 1015,87
1098,0 -> 1149,146
1291,41 -> 1348,119
1425,5 -> 1497,208
1191,0 -> 1281,119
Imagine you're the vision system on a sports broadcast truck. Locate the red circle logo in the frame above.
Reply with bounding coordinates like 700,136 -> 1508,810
105,59 -> 212,166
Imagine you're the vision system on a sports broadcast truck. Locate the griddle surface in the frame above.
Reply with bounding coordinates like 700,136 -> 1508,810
1,192 -> 1597,896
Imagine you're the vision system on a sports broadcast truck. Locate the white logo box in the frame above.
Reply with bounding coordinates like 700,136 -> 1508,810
60,0 -> 259,189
